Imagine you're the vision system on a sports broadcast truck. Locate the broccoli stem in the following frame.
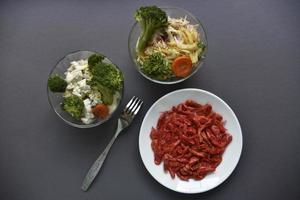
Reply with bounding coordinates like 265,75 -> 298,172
134,6 -> 168,53
137,27 -> 155,53
137,36 -> 147,53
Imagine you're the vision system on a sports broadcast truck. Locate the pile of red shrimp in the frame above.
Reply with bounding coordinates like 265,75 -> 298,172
150,100 -> 232,181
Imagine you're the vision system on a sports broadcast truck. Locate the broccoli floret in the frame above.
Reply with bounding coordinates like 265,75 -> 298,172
141,53 -> 172,80
87,53 -> 123,105
135,6 -> 168,53
88,53 -> 105,68
91,83 -> 114,105
62,95 -> 84,119
197,42 -> 206,50
90,62 -> 123,91
48,74 -> 67,92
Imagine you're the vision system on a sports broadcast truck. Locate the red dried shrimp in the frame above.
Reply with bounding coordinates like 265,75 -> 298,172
150,100 -> 232,181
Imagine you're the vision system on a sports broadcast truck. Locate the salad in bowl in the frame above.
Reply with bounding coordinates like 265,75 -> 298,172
47,51 -> 123,128
129,6 -> 207,84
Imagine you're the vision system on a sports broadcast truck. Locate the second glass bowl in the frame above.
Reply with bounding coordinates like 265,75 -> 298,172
128,7 -> 208,84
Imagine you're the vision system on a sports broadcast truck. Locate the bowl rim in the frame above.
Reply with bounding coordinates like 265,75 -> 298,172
47,50 -> 124,128
128,6 -> 208,85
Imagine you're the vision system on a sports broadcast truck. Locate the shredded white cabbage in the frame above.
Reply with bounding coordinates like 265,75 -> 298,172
138,16 -> 203,64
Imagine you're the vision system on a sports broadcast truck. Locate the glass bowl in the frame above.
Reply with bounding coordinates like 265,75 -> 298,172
128,7 -> 208,84
47,50 -> 124,128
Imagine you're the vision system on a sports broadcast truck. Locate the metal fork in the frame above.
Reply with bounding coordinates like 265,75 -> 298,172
81,96 -> 143,191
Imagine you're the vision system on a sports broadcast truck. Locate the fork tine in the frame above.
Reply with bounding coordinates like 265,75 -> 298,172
133,100 -> 143,115
129,98 -> 142,115
124,96 -> 136,113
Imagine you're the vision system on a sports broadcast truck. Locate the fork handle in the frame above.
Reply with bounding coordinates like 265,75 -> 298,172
81,120 -> 123,191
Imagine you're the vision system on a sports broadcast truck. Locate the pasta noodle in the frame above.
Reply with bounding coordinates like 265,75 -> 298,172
138,17 -> 203,65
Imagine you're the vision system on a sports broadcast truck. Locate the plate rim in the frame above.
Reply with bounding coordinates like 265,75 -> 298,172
138,88 -> 243,194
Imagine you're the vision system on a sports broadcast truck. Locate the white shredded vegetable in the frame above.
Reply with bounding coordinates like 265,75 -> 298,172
138,16 -> 203,64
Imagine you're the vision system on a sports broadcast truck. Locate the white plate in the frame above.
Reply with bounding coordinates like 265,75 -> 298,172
139,88 -> 243,194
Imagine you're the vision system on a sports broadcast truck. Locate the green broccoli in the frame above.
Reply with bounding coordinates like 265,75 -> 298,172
87,53 -> 123,105
141,53 -> 172,80
48,74 -> 67,92
91,83 -> 114,105
135,6 -> 168,53
90,62 -> 123,91
88,53 -> 105,68
62,95 -> 84,119
197,42 -> 206,50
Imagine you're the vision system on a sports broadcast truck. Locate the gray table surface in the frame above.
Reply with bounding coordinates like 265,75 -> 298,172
1,0 -> 299,199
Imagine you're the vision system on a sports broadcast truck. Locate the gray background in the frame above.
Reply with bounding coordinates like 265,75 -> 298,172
0,0 -> 299,199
